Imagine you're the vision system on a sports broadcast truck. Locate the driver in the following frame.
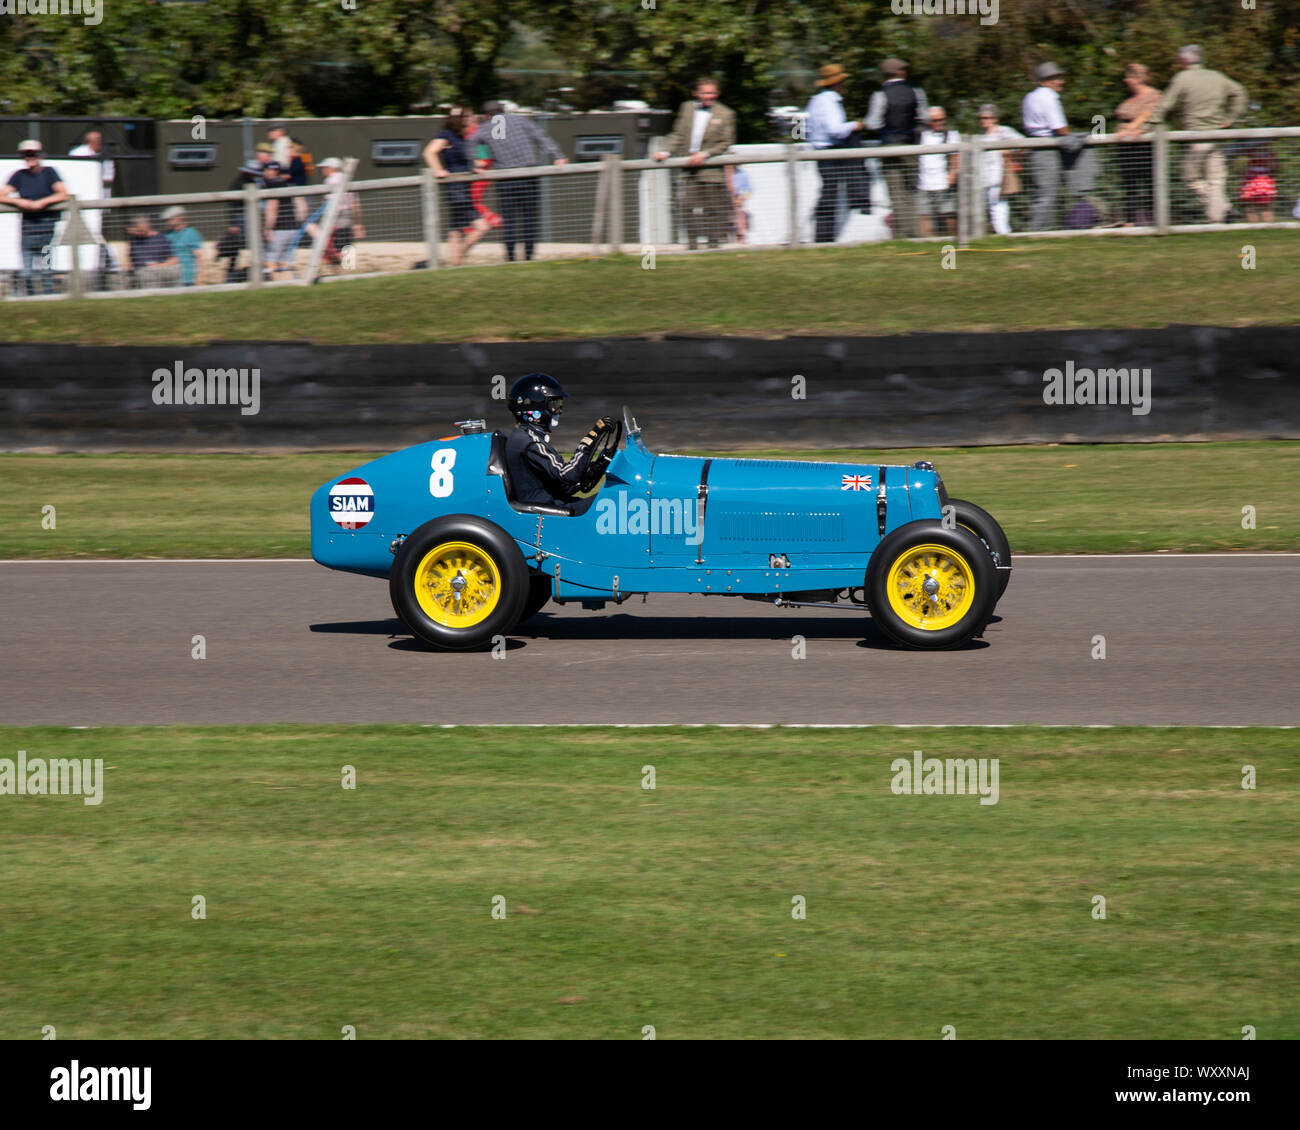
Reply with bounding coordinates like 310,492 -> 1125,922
504,373 -> 616,507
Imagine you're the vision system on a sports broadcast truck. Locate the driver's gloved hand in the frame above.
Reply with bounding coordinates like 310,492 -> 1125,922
578,417 -> 615,449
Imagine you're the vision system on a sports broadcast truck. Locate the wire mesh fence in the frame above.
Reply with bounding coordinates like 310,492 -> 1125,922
4,126 -> 1298,299
330,177 -> 422,276
1167,132 -> 1300,227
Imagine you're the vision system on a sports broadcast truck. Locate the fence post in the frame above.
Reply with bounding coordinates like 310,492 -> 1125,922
421,166 -> 441,271
66,197 -> 84,299
968,139 -> 986,240
592,159 -> 610,252
302,157 -> 358,285
786,145 -> 799,247
1153,123 -> 1170,234
607,155 -> 624,253
956,142 -> 972,247
244,182 -> 262,288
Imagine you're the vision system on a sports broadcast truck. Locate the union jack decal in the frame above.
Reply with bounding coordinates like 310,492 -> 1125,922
841,473 -> 873,491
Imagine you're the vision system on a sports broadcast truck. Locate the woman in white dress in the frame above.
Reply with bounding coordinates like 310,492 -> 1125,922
977,104 -> 1024,235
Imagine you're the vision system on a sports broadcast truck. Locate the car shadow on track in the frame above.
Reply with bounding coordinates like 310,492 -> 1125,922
310,618 -> 527,654
311,613 -> 997,651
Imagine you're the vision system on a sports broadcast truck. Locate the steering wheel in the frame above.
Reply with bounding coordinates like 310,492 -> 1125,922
577,418 -> 623,493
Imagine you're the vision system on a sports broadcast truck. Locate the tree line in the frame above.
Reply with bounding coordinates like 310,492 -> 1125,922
2,1 -> 1295,135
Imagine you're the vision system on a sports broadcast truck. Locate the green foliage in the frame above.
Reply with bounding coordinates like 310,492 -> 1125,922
0,1 -> 1295,130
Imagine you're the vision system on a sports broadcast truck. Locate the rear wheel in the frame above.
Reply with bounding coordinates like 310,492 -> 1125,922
389,516 -> 528,649
947,497 -> 1012,600
866,522 -> 998,649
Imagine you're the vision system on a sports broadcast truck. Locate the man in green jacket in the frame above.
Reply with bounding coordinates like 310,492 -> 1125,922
1154,45 -> 1247,223
654,77 -> 737,249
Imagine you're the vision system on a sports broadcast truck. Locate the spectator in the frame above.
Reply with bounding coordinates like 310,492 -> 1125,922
1153,45 -> 1247,223
479,99 -> 569,262
68,128 -> 118,274
866,58 -> 928,239
69,128 -> 115,199
267,126 -> 291,170
294,138 -> 316,179
1022,61 -> 1072,230
977,104 -> 1023,235
262,162 -> 300,279
1114,63 -> 1163,226
728,164 -> 753,243
286,139 -> 311,224
126,214 -> 180,288
1238,141 -> 1278,223
214,158 -> 272,282
805,63 -> 867,244
161,205 -> 202,286
317,157 -> 365,267
424,108 -> 492,267
653,77 -> 738,250
467,116 -> 503,232
916,106 -> 960,238
0,139 -> 68,296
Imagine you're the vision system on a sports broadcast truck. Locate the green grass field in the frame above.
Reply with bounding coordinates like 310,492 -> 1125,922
4,232 -> 1297,345
1,725 -> 1294,1040
3,440 -> 1295,558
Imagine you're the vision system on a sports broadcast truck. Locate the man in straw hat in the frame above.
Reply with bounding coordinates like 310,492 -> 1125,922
804,63 -> 868,243
865,58 -> 929,238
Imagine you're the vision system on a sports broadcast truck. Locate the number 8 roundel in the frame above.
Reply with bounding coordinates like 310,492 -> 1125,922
429,448 -> 457,498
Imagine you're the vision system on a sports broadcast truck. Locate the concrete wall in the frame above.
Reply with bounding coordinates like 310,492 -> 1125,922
2,326 -> 1296,451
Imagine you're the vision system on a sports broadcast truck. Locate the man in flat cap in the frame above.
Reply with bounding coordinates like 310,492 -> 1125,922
865,58 -> 929,238
1022,61 -> 1072,230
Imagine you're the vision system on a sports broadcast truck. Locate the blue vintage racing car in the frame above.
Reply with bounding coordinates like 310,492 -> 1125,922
310,410 -> 1011,650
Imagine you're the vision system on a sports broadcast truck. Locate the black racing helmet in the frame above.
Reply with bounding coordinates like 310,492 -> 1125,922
509,372 -> 568,429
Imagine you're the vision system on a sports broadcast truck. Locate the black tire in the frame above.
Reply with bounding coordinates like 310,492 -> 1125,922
947,497 -> 1012,600
389,515 -> 529,649
865,521 -> 998,650
516,572 -> 553,625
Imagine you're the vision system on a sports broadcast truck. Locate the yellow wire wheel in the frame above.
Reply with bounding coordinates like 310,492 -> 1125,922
885,543 -> 976,631
390,516 -> 529,649
412,540 -> 502,628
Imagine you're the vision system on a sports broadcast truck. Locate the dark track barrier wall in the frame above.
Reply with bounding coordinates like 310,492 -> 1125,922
2,326 -> 1297,451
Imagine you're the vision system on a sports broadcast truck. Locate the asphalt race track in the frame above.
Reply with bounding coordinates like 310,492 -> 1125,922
1,556 -> 1297,727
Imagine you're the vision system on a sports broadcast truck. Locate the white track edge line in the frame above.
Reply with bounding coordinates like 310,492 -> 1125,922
34,722 -> 1298,730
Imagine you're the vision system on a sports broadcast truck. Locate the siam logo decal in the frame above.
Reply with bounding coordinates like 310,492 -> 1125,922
329,477 -> 375,529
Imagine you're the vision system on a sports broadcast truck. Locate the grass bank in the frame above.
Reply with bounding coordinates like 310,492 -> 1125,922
1,725 -> 1294,1039
2,441 -> 1294,558
3,232 -> 1296,345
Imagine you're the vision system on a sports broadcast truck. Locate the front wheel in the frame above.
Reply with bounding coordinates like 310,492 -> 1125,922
946,498 -> 1012,600
866,522 -> 998,650
389,515 -> 528,649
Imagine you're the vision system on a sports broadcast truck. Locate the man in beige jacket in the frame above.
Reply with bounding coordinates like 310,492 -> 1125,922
1154,45 -> 1247,223
654,77 -> 738,248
